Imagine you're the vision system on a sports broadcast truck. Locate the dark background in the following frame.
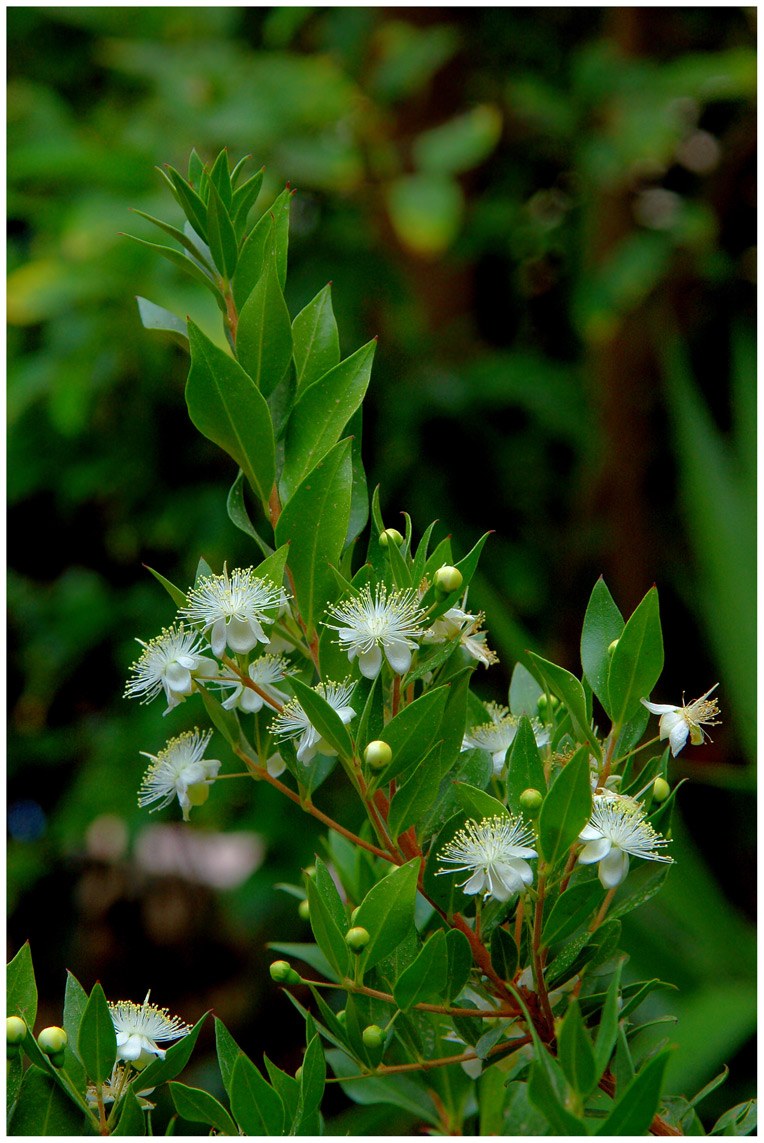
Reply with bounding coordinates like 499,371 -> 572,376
8,7 -> 755,1132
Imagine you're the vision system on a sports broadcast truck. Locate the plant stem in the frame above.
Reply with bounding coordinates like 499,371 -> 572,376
220,655 -> 283,712
531,865 -> 555,1035
325,1035 -> 533,1081
590,886 -> 617,932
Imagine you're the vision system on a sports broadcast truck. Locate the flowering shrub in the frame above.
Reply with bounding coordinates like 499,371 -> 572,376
7,150 -> 754,1137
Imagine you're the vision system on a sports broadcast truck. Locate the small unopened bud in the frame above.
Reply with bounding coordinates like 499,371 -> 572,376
379,528 -> 403,547
38,1027 -> 67,1056
364,740 -> 392,770
336,1009 -> 347,1026
303,865 -> 316,879
653,777 -> 670,802
269,960 -> 301,985
362,1024 -> 384,1050
434,565 -> 463,594
519,788 -> 543,815
298,899 -> 310,920
6,1017 -> 27,1046
345,926 -> 370,953
607,639 -> 619,656
186,781 -> 210,808
537,693 -> 560,716
295,1066 -> 303,1081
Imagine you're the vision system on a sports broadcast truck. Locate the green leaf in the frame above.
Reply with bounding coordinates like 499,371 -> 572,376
527,1043 -> 588,1135
170,1082 -> 237,1135
527,650 -> 602,760
423,811 -> 471,914
436,665 -> 473,772
292,283 -> 341,393
199,687 -> 241,749
541,879 -> 603,949
506,715 -> 547,815
299,1034 -> 326,1119
236,243 -> 293,399
353,859 -> 420,971
232,167 -> 265,238
508,661 -> 544,718
208,149 -> 232,208
490,926 -> 519,982
268,941 -> 338,984
594,958 -> 625,1079
230,1053 -> 285,1135
130,209 -> 216,274
445,929 -> 473,1003
607,586 -> 664,727
144,565 -> 188,609
607,857 -> 672,922
9,1065 -> 87,1136
325,1049 -> 440,1125
136,296 -> 188,344
453,781 -> 510,822
136,1012 -> 208,1088
206,179 -> 238,279
537,746 -> 592,868
274,438 -> 353,635
122,232 -> 227,314
264,1053 -> 300,1124
306,870 -> 351,980
186,319 -> 276,512
373,685 -> 450,782
594,1048 -> 673,1136
78,982 -> 116,1087
557,997 -> 598,1099
289,676 -> 354,760
62,970 -> 88,1089
233,187 -> 291,311
214,1016 -> 242,1098
164,165 -> 209,240
7,941 -> 37,1028
411,520 -> 439,586
282,340 -> 376,498
226,469 -> 274,557
388,742 -> 442,838
344,406 -> 369,550
393,929 -> 448,1010
7,1053 -> 23,1116
384,520 -> 413,589
580,577 -> 625,718
113,1089 -> 146,1135
710,1099 -> 757,1136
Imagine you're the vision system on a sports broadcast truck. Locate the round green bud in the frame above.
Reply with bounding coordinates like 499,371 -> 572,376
295,1066 -> 303,1081
379,528 -> 404,547
362,1024 -> 384,1050
6,1017 -> 27,1045
298,899 -> 310,920
364,740 -> 392,770
7,1043 -> 21,1060
38,1027 -> 67,1056
519,787 -> 544,815
186,781 -> 210,808
269,960 -> 301,986
607,639 -> 619,656
336,1009 -> 347,1026
537,694 -> 560,715
345,926 -> 371,953
653,777 -> 670,803
434,565 -> 463,594
303,865 -> 316,879
49,1049 -> 67,1069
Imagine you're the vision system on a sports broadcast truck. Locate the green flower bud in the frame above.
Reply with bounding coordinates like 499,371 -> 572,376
379,528 -> 404,547
364,740 -> 392,770
298,898 -> 310,920
6,1017 -> 27,1045
653,777 -> 670,803
49,1049 -> 67,1069
345,926 -> 370,953
537,693 -> 560,715
269,960 -> 301,985
336,1009 -> 347,1026
295,1065 -> 303,1081
607,639 -> 619,656
362,1024 -> 384,1050
38,1026 -> 67,1056
434,565 -> 463,594
304,865 -> 316,879
519,788 -> 544,815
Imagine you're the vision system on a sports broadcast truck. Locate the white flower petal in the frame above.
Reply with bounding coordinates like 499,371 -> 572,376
640,698 -> 678,715
598,848 -> 629,888
266,753 -> 286,778
667,719 -> 690,757
384,639 -> 412,675
358,645 -> 384,678
226,616 -> 259,654
578,837 -> 612,865
210,617 -> 227,658
163,662 -> 193,694
462,869 -> 487,896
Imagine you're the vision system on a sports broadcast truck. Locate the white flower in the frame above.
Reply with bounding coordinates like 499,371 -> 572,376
423,607 -> 498,668
86,1064 -> 155,1109
640,685 -> 721,757
124,625 -> 218,713
272,680 -> 356,765
266,752 -> 287,778
324,585 -> 427,678
109,993 -> 190,1070
436,814 -> 538,902
138,729 -> 221,822
217,652 -> 294,713
180,566 -> 286,658
462,705 -> 550,774
577,794 -> 673,888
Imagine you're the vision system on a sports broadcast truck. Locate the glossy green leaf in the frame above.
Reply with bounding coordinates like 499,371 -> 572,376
558,997 -> 598,1098
267,941 -> 338,984
206,179 -> 238,279
594,1048 -> 673,1136
353,859 -> 420,972
710,1099 -> 757,1136
306,871 -> 351,980
274,438 -> 352,635
393,929 -> 448,1010
445,928 -> 473,1003
7,941 -> 37,1028
233,187 -> 290,311
423,811 -> 471,914
490,926 -> 519,982
580,577 -> 625,717
236,243 -> 293,399
292,282 -> 341,393
226,469 -> 274,557
288,675 -> 354,760
122,233 -> 227,314
384,520 -> 413,589
299,1034 -> 326,1119
230,1053 -> 285,1136
437,666 -> 473,771
113,1089 -> 146,1135
527,1041 -> 587,1135
144,565 -> 188,609
232,167 -> 265,238
526,651 -> 602,761
607,857 -> 672,922
78,982 -> 116,1087
541,878 -> 603,949
169,1082 -> 237,1135
136,1012 -> 208,1088
374,685 -> 449,782
214,1016 -> 242,1098
282,339 -> 376,498
388,742 -> 442,838
537,746 -> 592,868
608,586 -> 664,727
506,714 -> 548,814
264,1053 -> 300,1122
594,958 -> 625,1079
418,747 -> 492,839
164,165 -> 209,240
186,319 -> 276,511
136,296 -> 188,344
62,970 -> 88,1089
208,148 -> 232,208
326,1049 -> 440,1125
130,210 -> 216,274
344,406 -> 369,550
9,1065 -> 87,1136
453,781 -> 510,822
508,661 -> 544,718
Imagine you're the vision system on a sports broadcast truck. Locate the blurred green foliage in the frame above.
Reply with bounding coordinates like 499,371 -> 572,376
8,7 -> 755,1130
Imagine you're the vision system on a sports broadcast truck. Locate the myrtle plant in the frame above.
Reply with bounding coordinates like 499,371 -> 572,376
7,150 -> 755,1138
